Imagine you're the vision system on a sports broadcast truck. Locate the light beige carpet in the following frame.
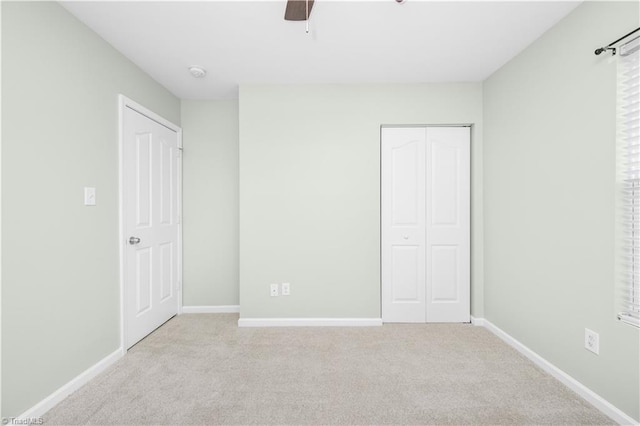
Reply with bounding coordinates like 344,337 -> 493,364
44,314 -> 613,425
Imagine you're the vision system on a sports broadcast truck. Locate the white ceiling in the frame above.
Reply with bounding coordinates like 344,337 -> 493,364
61,1 -> 581,100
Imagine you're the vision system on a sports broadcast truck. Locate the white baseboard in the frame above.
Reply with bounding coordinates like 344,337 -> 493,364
238,318 -> 383,327
18,348 -> 123,419
472,317 -> 637,425
182,305 -> 240,314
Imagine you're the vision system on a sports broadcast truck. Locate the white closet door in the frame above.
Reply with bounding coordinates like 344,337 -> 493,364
425,127 -> 470,323
381,126 -> 470,323
381,127 -> 427,322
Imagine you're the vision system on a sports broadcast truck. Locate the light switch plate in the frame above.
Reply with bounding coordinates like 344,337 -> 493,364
84,187 -> 96,206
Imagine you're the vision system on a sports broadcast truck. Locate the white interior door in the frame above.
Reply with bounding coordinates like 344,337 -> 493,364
122,99 -> 181,349
381,126 -> 470,323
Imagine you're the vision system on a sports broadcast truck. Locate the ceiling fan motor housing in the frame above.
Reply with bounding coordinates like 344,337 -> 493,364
284,0 -> 315,21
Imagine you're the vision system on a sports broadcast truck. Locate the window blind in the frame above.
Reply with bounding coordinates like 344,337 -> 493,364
620,36 -> 640,328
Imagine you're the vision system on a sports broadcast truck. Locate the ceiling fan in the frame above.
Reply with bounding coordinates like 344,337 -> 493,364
284,0 -> 315,21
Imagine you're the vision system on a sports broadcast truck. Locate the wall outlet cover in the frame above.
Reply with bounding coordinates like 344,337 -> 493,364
584,328 -> 599,355
270,283 -> 279,297
282,282 -> 290,296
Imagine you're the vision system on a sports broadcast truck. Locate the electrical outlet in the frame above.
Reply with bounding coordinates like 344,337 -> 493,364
584,328 -> 599,355
270,283 -> 279,297
282,282 -> 290,296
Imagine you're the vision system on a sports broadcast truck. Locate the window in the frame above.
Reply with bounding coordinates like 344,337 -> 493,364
620,36 -> 640,327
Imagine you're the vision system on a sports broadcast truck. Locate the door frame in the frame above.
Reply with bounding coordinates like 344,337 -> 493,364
380,124 -> 472,323
118,95 -> 183,352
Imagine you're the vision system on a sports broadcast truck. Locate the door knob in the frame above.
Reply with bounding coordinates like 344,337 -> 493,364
129,236 -> 141,245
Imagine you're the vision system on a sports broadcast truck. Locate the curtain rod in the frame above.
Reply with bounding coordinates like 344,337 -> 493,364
595,27 -> 640,55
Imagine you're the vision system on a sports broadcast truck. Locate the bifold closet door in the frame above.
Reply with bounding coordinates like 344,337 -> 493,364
381,126 -> 470,323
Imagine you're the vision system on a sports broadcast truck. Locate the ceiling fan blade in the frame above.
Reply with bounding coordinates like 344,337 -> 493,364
284,0 -> 315,21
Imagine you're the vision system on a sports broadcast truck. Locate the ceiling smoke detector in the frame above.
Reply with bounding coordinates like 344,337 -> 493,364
188,66 -> 207,78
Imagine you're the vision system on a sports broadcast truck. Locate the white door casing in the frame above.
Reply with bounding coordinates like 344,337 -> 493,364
381,126 -> 470,323
120,96 -> 182,349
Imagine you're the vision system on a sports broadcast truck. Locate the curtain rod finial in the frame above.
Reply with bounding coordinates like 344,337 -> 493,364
594,46 -> 617,56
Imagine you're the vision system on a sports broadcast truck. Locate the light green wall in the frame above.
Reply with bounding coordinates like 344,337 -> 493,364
483,1 -> 639,421
1,2 -> 180,417
239,84 -> 483,319
182,100 -> 239,306
7,0 -> 635,421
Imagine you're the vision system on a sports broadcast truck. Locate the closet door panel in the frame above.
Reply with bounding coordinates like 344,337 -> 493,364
381,127 -> 426,323
425,127 -> 470,323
